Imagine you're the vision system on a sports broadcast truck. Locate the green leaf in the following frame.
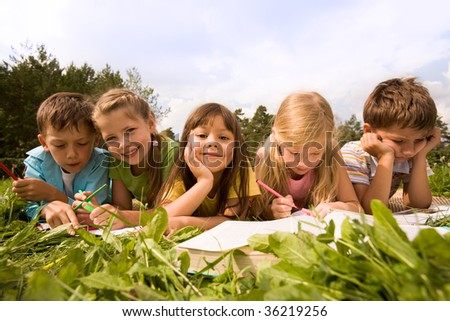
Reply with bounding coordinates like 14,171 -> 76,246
141,207 -> 168,242
23,270 -> 66,300
371,200 -> 422,269
57,262 -> 80,286
177,251 -> 190,275
248,233 -> 272,253
79,272 -> 132,291
268,231 -> 314,267
75,227 -> 102,246
101,231 -> 122,252
412,228 -> 450,266
263,284 -> 326,301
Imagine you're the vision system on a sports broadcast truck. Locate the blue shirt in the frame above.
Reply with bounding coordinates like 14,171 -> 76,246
23,146 -> 111,220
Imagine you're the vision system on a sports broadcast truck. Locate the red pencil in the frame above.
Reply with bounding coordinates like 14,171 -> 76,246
0,162 -> 19,180
256,179 -> 299,209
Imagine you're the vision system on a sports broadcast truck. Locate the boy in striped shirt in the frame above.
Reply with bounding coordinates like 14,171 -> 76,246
341,78 -> 440,214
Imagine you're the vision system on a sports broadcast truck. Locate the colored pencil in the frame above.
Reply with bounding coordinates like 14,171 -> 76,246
0,162 -> 19,180
73,183 -> 108,211
256,179 -> 299,209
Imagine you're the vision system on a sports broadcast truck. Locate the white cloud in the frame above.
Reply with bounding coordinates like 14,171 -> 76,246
2,0 -> 450,135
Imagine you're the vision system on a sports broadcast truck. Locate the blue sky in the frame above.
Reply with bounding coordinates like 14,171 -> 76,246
1,0 -> 450,135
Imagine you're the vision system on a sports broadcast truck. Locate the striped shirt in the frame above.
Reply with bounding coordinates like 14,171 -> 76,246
340,141 -> 433,198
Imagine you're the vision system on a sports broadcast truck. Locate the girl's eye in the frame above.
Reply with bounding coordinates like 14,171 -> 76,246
124,128 -> 135,135
197,134 -> 207,139
219,136 -> 229,141
393,140 -> 403,144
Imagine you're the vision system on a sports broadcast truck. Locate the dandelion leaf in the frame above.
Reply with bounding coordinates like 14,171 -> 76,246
371,200 -> 422,269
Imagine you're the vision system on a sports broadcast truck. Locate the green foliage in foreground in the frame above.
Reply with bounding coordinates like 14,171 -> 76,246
1,180 -> 449,300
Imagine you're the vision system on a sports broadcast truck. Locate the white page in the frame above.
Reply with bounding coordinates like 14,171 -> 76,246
177,217 -> 299,252
177,209 -> 450,252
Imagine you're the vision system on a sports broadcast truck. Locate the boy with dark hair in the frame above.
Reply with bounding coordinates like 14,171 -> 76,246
341,77 -> 441,214
13,92 -> 110,231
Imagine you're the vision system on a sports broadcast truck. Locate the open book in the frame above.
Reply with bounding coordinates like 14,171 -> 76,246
175,218 -> 299,275
176,208 -> 450,275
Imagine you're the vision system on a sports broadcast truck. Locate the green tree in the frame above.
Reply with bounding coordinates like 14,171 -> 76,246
92,64 -> 123,99
234,108 -> 249,136
0,43 -> 166,161
58,63 -> 97,94
0,44 -> 63,158
335,114 -> 363,146
244,105 -> 273,158
427,115 -> 450,164
436,115 -> 449,146
124,67 -> 170,122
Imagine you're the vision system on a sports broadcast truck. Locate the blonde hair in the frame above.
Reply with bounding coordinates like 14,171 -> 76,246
255,92 -> 341,218
93,88 -> 164,206
363,77 -> 437,131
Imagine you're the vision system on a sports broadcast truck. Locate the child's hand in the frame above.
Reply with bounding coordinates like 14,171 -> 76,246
42,201 -> 81,235
184,141 -> 213,182
89,204 -> 127,230
74,190 -> 100,207
74,190 -> 90,202
361,133 -> 395,160
310,203 -> 334,218
12,178 -> 56,201
271,195 -> 296,219
418,127 -> 441,156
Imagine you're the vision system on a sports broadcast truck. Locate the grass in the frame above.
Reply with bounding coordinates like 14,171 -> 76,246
1,166 -> 450,301
429,162 -> 450,197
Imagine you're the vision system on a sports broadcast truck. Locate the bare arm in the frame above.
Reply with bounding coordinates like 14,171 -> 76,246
403,127 -> 441,208
111,179 -> 133,210
162,143 -> 214,217
357,133 -> 396,214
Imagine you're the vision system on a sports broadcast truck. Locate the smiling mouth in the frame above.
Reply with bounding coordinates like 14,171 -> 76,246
123,147 -> 139,157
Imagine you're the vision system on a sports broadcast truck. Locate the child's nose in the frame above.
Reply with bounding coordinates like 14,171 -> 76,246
205,141 -> 218,148
401,143 -> 415,157
66,147 -> 78,158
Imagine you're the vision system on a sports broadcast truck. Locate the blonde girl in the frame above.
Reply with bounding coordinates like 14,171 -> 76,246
157,102 -> 260,232
77,88 -> 178,229
255,92 -> 361,219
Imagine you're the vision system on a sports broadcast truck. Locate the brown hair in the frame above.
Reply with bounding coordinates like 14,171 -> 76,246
157,103 -> 252,218
363,77 -> 437,130
37,92 -> 96,135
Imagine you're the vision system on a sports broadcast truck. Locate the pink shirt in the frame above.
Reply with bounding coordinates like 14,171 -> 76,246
288,170 -> 315,208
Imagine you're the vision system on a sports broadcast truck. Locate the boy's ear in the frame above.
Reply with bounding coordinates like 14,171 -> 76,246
38,134 -> 50,152
363,123 -> 373,134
